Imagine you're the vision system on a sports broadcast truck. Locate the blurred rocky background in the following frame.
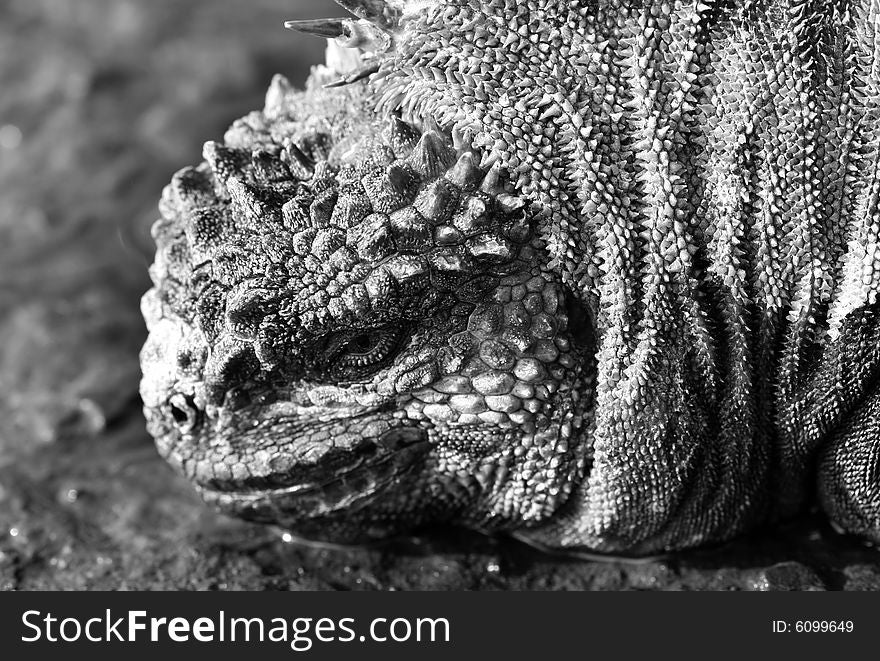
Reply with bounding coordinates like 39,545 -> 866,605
0,0 -> 877,590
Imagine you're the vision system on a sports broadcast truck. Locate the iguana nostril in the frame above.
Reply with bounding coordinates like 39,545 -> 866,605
168,394 -> 200,433
170,405 -> 187,424
176,351 -> 192,369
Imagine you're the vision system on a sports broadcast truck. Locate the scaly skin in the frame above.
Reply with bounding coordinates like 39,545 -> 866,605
141,0 -> 880,555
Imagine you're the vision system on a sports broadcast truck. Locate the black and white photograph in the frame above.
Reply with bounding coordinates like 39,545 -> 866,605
2,0 -> 880,624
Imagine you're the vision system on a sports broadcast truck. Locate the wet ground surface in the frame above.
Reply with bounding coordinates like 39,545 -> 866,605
1,0 -> 878,590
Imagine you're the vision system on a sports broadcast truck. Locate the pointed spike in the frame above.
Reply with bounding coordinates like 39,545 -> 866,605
264,74 -> 293,118
414,179 -> 459,223
446,152 -> 483,190
282,199 -> 310,230
292,18 -> 390,51
407,130 -> 456,180
284,18 -> 348,39
479,149 -> 501,170
282,143 -> 315,180
309,188 -> 339,227
385,115 -> 421,157
386,162 -> 419,195
421,115 -> 444,136
360,163 -> 418,214
227,177 -> 281,225
480,161 -> 504,194
251,149 -> 291,184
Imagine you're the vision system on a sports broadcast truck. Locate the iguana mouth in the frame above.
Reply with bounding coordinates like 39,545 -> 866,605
196,426 -> 430,507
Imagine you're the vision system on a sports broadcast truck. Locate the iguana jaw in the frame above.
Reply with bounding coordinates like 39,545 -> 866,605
201,426 -> 429,493
195,426 -> 432,526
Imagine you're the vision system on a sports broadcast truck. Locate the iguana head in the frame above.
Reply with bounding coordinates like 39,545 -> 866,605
140,64 -> 594,542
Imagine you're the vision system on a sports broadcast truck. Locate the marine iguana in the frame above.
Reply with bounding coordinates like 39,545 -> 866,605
140,0 -> 880,555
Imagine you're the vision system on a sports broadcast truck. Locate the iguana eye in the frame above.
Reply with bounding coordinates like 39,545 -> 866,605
346,333 -> 383,355
324,326 -> 404,380
168,393 -> 200,433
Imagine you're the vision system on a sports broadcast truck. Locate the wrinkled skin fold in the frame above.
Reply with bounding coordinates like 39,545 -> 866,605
141,0 -> 880,555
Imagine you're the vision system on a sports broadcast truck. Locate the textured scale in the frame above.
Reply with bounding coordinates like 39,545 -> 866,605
140,0 -> 880,555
